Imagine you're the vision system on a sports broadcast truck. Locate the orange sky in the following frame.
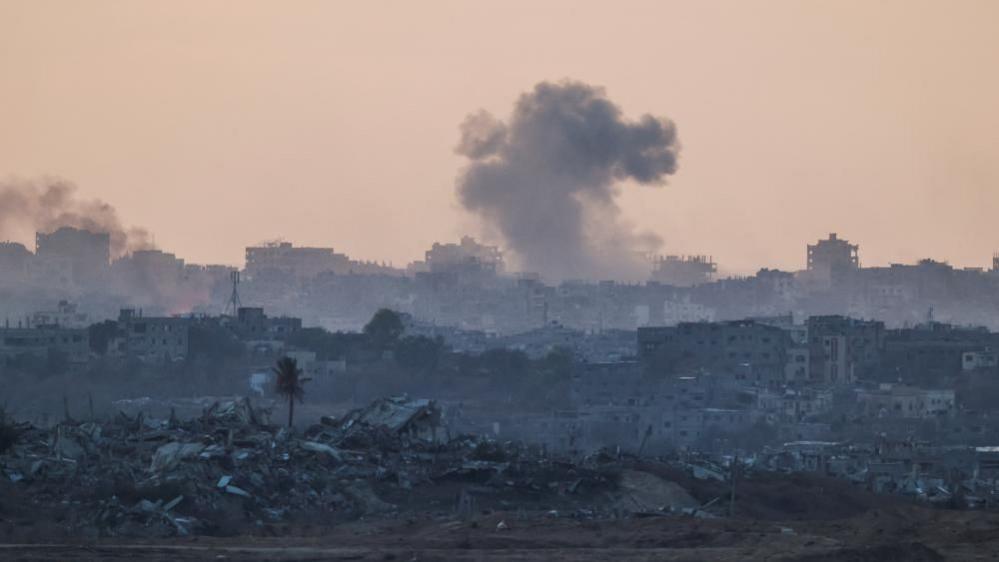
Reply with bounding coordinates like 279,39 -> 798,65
2,1 -> 998,274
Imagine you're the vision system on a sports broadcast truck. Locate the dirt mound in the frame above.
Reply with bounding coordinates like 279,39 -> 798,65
782,542 -> 944,562
634,460 -> 905,520
611,469 -> 699,513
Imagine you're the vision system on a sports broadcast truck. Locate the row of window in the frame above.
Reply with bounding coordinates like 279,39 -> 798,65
3,335 -> 84,345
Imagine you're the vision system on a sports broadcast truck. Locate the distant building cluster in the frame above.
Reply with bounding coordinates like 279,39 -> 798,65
480,312 -> 991,454
0,226 -> 234,320
6,225 -> 999,510
7,227 -> 999,338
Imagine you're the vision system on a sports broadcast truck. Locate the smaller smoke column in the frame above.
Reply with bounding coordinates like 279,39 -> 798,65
455,80 -> 681,281
0,177 -> 151,257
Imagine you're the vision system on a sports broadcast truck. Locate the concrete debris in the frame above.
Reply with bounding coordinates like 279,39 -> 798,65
300,440 -> 344,462
224,484 -> 252,498
0,395 -> 728,539
333,396 -> 443,443
150,442 -> 206,473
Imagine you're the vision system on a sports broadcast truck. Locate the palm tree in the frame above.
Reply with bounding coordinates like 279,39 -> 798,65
273,356 -> 309,428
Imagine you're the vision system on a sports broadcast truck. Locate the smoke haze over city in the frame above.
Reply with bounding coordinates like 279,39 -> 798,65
6,2 -> 999,559
3,1 -> 999,273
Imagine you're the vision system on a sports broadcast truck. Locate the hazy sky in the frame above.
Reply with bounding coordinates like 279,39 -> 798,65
2,1 -> 998,274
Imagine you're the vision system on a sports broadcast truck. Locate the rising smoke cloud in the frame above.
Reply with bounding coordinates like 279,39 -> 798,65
455,80 -> 680,281
0,177 -> 151,258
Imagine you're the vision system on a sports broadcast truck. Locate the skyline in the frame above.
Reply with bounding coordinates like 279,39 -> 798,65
6,220 -> 997,279
2,1 -> 999,274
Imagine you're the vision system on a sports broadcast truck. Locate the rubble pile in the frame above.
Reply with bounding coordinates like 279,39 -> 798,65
0,396 -> 627,538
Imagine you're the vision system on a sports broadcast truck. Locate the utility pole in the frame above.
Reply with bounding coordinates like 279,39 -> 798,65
729,455 -> 738,517
637,424 -> 653,457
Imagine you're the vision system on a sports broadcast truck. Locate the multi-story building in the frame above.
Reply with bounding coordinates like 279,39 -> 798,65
857,384 -> 956,419
650,255 -> 716,287
0,324 -> 90,364
662,296 -> 716,324
962,350 -> 998,372
638,320 -> 791,386
571,361 -> 645,407
245,242 -> 351,281
882,322 -> 998,385
229,307 -> 302,342
753,387 -> 833,422
806,232 -> 859,281
31,300 -> 89,329
785,346 -> 810,383
113,308 -> 190,362
807,315 -> 885,383
35,226 -> 110,284
422,236 -> 504,274
0,242 -> 32,282
245,242 -> 399,282
113,249 -> 185,285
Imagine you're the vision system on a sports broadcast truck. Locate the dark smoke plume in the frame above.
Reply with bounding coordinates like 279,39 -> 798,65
455,80 -> 680,281
0,177 -> 151,257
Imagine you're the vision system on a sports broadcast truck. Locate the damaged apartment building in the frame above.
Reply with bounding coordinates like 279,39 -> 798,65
504,309 -> 996,454
110,308 -> 191,363
0,320 -> 90,366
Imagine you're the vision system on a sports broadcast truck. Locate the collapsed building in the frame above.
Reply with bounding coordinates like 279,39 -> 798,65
0,396 -> 663,538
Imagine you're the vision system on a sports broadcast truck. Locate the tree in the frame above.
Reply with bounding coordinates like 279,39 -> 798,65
272,356 -> 309,428
287,327 -> 364,361
188,322 -> 244,360
363,309 -> 404,351
396,335 -> 446,374
88,320 -> 121,355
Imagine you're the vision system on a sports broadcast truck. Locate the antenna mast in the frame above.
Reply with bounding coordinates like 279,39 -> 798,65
224,270 -> 242,316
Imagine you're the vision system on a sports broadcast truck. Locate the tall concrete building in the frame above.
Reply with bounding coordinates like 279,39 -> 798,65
245,242 -> 350,280
650,255 -> 716,287
113,249 -> 185,285
806,233 -> 859,280
0,242 -> 32,281
35,227 -> 111,284
113,308 -> 190,363
423,236 -> 504,274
